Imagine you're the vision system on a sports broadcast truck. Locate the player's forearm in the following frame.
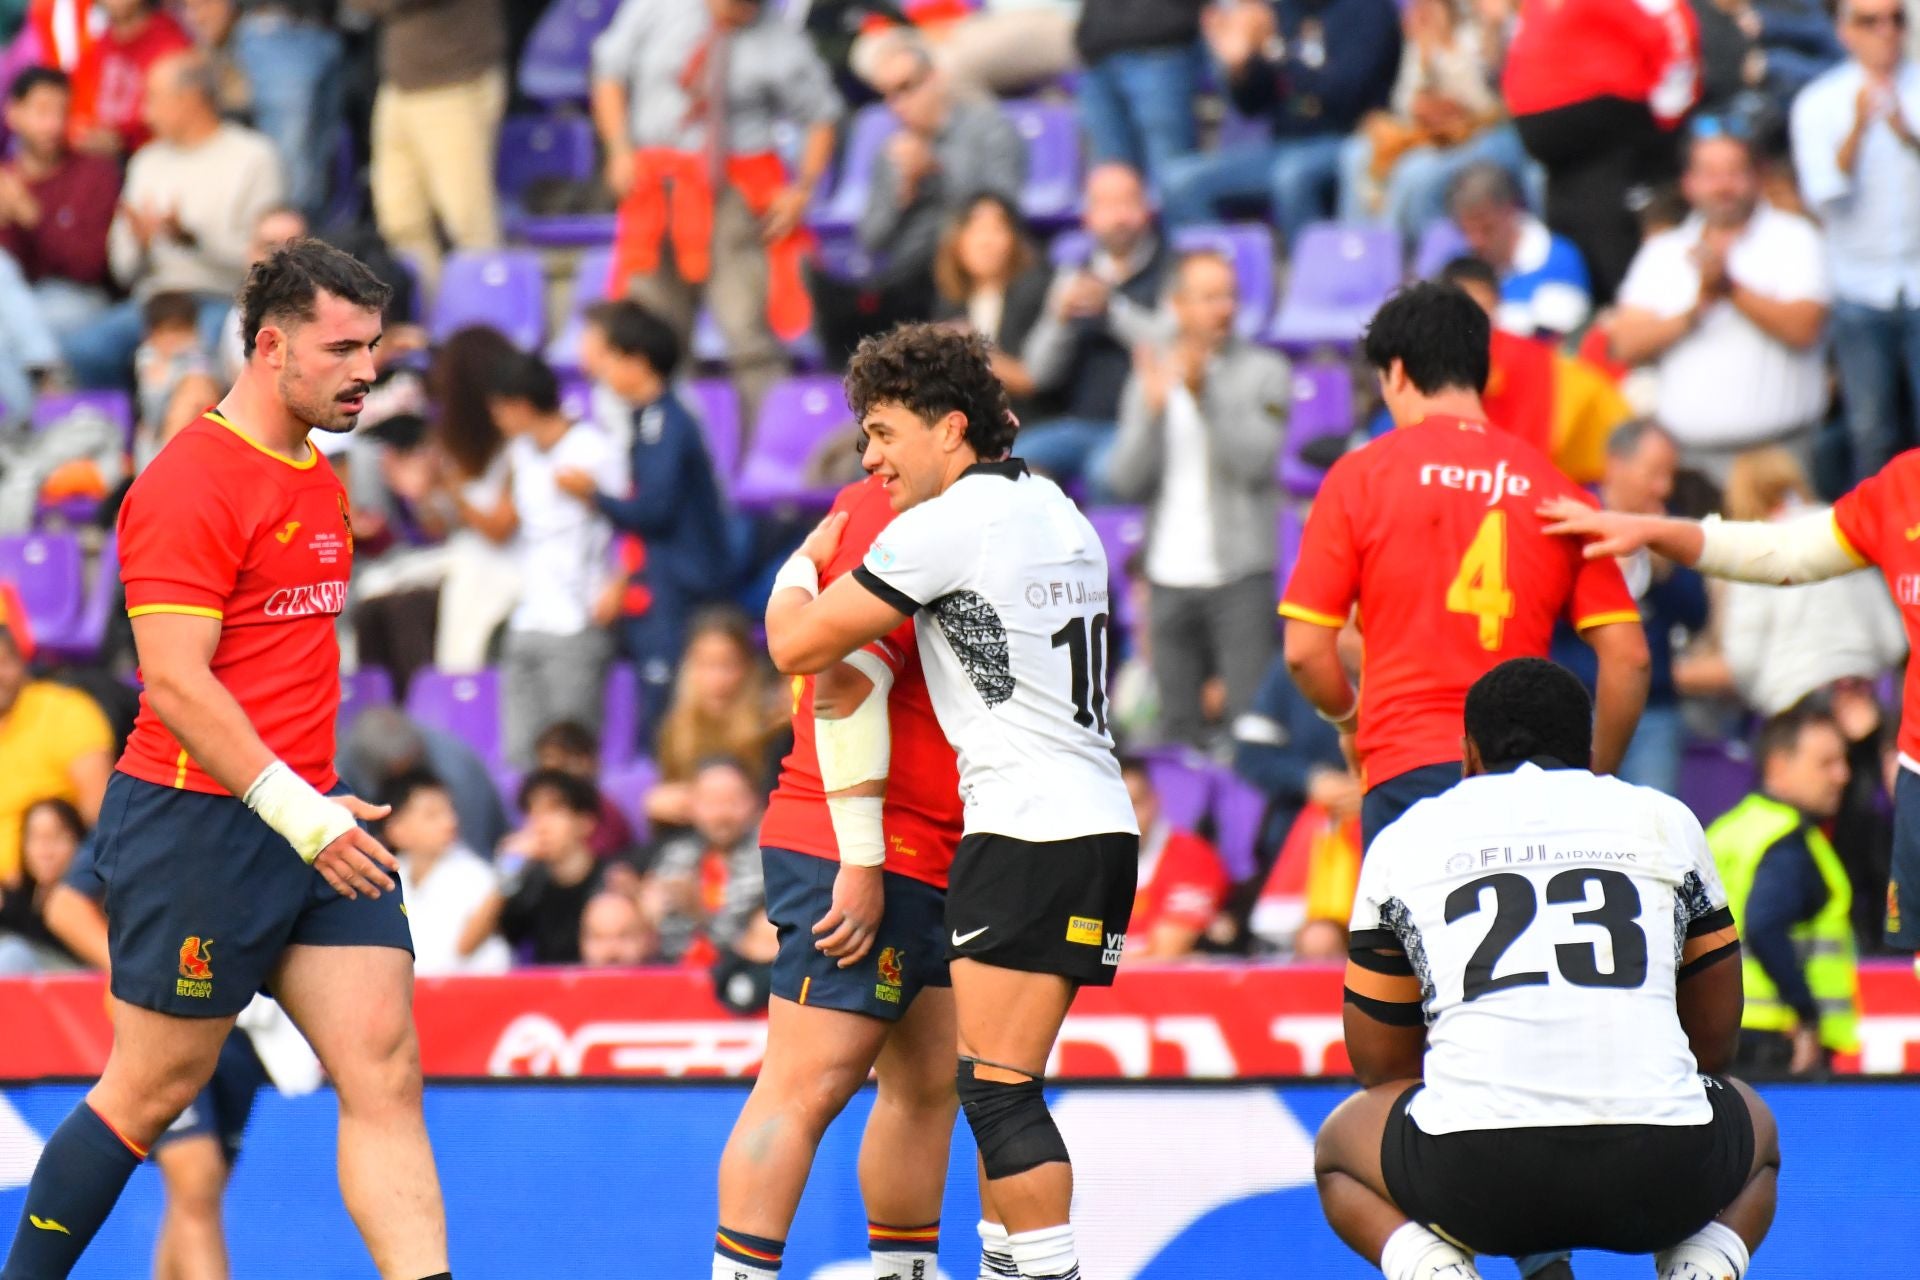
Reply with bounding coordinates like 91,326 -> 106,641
1693,511 -> 1863,585
815,657 -> 891,867
143,664 -> 280,797
1283,622 -> 1356,720
1587,623 -> 1651,776
766,587 -> 840,674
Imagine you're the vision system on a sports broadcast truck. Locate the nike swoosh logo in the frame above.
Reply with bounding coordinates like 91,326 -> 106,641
952,926 -> 990,946
275,521 -> 301,544
29,1216 -> 70,1234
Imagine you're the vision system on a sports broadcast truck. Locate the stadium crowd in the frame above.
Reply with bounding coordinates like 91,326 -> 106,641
0,0 -> 1911,1043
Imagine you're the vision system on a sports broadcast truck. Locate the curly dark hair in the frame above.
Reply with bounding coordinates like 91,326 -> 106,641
1362,280 -> 1490,396
1464,657 -> 1593,771
237,237 -> 391,358
843,323 -> 1017,460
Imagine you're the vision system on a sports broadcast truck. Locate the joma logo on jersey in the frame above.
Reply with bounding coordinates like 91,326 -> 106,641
1066,916 -> 1102,945
1419,460 -> 1532,508
262,581 -> 349,618
176,936 -> 213,999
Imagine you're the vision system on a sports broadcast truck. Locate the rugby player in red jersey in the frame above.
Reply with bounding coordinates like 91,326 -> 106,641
2,241 -> 452,1280
711,474 -> 975,1280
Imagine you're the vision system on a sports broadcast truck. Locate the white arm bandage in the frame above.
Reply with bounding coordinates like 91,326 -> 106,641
1695,512 -> 1864,586
243,760 -> 359,863
817,649 -> 895,869
772,553 -> 820,598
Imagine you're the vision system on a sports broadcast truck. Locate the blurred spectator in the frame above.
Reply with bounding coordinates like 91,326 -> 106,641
592,0 -> 840,433
1610,131 -> 1829,482
1109,250 -> 1290,747
0,248 -> 60,430
488,350 -> 623,769
533,721 -> 637,861
1232,651 -> 1355,872
0,68 -> 120,339
1161,0 -> 1400,242
1340,0 -> 1527,242
852,0 -> 1082,100
571,301 -> 733,750
1692,0 -> 1840,120
224,0 -> 344,224
1552,421 -> 1707,794
340,704 -> 510,858
579,889 -> 659,966
801,0 -> 911,104
1438,256 -> 1631,484
0,624 -> 110,886
931,192 -> 1052,423
1502,0 -> 1699,301
178,0 -> 249,118
1020,162 -> 1169,493
1120,757 -> 1229,958
1073,0 -> 1203,187
816,27 -> 1026,365
1681,448 -> 1906,714
1821,676 -> 1896,953
0,797 -> 86,972
646,607 -> 786,828
349,0 -> 504,284
1448,162 -> 1593,338
68,51 -> 282,389
492,770 -> 608,964
1108,554 -> 1164,743
421,325 -> 520,674
65,0 -> 192,157
1708,703 -> 1859,1077
382,769 -> 511,975
649,757 -> 773,965
133,291 -> 213,445
214,204 -> 306,382
1790,0 -> 1920,480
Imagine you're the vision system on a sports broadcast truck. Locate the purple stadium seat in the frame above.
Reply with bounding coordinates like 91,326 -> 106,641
1172,222 -> 1275,339
431,249 -> 547,350
497,114 -> 598,202
1276,505 -> 1303,599
559,373 -> 592,422
735,375 -> 852,510
1142,750 -> 1214,832
31,532 -> 115,659
1413,218 -> 1471,281
1084,505 -> 1148,631
491,762 -> 524,815
339,667 -> 395,731
1677,738 -> 1756,828
1266,223 -> 1403,352
1048,229 -> 1092,268
518,0 -> 618,104
812,233 -> 878,283
1281,362 -> 1354,497
601,755 -> 659,846
0,532 -> 83,639
1211,771 -> 1266,883
546,246 -> 613,371
601,663 -> 639,767
682,378 -> 743,481
813,105 -> 900,234
33,390 -> 134,445
405,668 -> 503,768
1003,100 -> 1081,226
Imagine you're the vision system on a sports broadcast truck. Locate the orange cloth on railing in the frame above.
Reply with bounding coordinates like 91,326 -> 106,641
609,149 -> 814,341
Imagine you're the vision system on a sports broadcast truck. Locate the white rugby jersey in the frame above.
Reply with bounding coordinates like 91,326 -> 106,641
1353,764 -> 1734,1135
854,460 -> 1138,843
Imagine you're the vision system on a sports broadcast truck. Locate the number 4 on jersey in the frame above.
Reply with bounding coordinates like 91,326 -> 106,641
1447,510 -> 1516,650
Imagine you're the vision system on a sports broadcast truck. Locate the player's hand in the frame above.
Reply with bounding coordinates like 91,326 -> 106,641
312,799 -> 398,900
798,509 -> 850,572
1536,497 -> 1653,560
813,863 -> 885,967
554,466 -> 598,501
1789,1025 -> 1824,1075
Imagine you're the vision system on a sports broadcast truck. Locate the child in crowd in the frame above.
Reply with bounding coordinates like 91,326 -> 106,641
533,721 -> 637,862
380,770 -> 510,975
487,770 -> 608,965
132,291 -> 216,470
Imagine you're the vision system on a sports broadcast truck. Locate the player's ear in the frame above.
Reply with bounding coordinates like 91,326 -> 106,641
942,410 -> 969,454
1461,736 -> 1483,778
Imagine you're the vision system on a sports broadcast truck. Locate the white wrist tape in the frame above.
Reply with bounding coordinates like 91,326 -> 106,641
1695,512 -> 1862,586
243,760 -> 358,863
818,649 -> 895,868
772,552 -> 820,598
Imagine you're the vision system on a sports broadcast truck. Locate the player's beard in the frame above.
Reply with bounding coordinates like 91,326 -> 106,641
279,367 -> 367,435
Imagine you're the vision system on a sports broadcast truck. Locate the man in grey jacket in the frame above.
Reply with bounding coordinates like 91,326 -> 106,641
1108,249 -> 1291,747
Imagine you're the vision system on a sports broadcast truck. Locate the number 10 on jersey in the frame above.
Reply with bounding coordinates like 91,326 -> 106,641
1052,613 -> 1110,735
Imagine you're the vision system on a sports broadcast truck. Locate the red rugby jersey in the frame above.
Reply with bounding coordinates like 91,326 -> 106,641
759,476 -> 962,889
117,411 -> 351,795
1280,415 -> 1639,789
1833,451 -> 1920,766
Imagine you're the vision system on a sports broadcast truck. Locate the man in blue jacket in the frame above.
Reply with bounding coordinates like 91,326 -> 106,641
560,300 -> 733,751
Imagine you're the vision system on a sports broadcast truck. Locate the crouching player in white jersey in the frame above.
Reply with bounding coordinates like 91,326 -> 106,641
766,324 -> 1140,1280
1316,658 -> 1779,1280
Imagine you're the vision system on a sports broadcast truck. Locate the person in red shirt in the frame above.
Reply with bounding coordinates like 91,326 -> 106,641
0,68 -> 121,334
1120,758 -> 1230,958
1544,450 -> 1920,957
0,242 -> 458,1280
66,0 -> 191,157
1282,282 -> 1650,850
711,474 -> 971,1280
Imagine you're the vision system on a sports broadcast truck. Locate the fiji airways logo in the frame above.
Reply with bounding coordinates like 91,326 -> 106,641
263,581 -> 349,618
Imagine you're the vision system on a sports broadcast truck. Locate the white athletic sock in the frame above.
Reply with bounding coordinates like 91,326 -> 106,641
1654,1222 -> 1749,1280
1007,1223 -> 1079,1279
978,1220 -> 1019,1279
1379,1222 -> 1482,1280
712,1256 -> 779,1280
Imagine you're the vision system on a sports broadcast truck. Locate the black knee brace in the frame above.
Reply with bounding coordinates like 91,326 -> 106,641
956,1057 -> 1070,1180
